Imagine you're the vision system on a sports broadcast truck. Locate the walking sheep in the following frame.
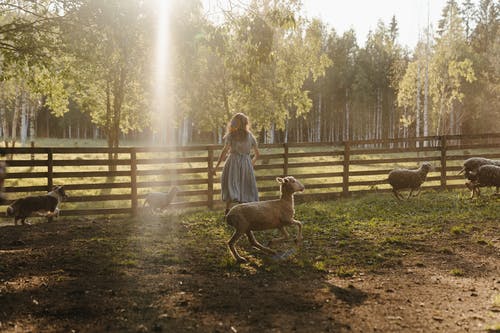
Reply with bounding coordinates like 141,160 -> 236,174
465,164 -> 500,198
225,176 -> 305,263
143,186 -> 179,214
459,157 -> 500,178
459,157 -> 500,196
388,162 -> 433,200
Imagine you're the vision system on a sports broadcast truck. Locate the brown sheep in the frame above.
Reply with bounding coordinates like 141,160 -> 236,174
225,176 -> 305,263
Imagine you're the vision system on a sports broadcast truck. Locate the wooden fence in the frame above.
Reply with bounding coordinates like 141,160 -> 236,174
1,133 -> 499,218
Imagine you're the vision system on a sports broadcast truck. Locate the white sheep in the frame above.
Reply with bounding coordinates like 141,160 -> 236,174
387,162 -> 433,200
465,164 -> 500,198
143,186 -> 179,214
225,176 -> 305,263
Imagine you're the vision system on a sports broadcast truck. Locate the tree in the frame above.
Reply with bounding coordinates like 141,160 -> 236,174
0,1 -> 74,147
353,19 -> 406,142
432,0 -> 476,135
194,0 -> 330,143
64,0 -> 151,157
463,0 -> 500,134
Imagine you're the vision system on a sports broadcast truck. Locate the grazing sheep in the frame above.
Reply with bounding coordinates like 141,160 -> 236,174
388,162 -> 433,200
143,186 -> 179,214
225,176 -> 305,263
465,164 -> 500,198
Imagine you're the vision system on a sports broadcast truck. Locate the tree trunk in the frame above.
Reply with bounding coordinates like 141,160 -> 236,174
20,91 -> 28,145
266,122 -> 275,144
344,88 -> 349,141
0,84 -> 7,143
45,107 -> 50,138
11,88 -> 20,147
105,78 -> 114,170
317,93 -> 322,142
416,61 -> 421,147
449,104 -> 455,135
376,88 -> 382,142
284,118 -> 288,143
424,40 -> 429,145
29,100 -> 36,143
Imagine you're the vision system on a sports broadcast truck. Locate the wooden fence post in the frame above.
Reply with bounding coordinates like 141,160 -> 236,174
30,141 -> 35,160
343,141 -> 350,196
130,148 -> 138,216
283,143 -> 289,176
47,148 -> 54,222
440,136 -> 447,190
207,146 -> 214,209
47,148 -> 53,190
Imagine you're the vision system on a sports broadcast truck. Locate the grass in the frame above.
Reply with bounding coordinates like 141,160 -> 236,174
170,191 -> 499,274
493,294 -> 500,308
449,268 -> 465,276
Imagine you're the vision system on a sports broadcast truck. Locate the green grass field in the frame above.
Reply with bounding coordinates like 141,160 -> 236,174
178,190 -> 499,271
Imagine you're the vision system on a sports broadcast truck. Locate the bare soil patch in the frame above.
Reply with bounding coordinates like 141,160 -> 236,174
0,207 -> 499,333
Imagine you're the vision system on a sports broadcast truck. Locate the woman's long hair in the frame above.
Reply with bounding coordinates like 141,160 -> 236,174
224,113 -> 252,141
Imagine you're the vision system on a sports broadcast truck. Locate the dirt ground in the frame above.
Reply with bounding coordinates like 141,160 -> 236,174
0,212 -> 499,333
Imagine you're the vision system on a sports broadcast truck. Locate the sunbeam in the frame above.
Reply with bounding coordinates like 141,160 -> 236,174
152,0 -> 174,145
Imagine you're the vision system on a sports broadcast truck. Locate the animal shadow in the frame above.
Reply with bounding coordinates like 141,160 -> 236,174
329,284 -> 368,306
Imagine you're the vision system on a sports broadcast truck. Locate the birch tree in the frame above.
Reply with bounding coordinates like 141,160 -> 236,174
432,0 -> 476,135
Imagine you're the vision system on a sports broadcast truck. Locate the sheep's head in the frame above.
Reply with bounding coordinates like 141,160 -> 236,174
276,176 -> 305,194
50,185 -> 68,201
421,162 -> 433,173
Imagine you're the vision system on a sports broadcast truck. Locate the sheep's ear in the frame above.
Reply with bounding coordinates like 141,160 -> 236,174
276,177 -> 284,183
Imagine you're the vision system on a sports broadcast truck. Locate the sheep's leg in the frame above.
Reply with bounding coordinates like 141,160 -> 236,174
392,189 -> 402,201
292,219 -> 303,243
267,227 -> 290,247
228,230 -> 247,263
246,231 -> 277,255
407,189 -> 414,199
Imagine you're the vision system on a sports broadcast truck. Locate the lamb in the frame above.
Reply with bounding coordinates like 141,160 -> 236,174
465,164 -> 500,198
387,162 -> 433,200
225,176 -> 305,263
143,186 -> 179,214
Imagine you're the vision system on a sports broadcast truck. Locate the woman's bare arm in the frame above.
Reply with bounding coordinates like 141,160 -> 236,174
252,146 -> 260,166
212,144 -> 230,176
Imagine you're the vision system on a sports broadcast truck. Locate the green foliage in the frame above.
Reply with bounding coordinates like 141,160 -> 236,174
1,0 -> 498,144
449,268 -> 465,276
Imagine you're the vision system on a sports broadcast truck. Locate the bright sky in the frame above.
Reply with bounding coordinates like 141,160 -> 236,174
300,0 -> 446,48
201,0 -> 477,49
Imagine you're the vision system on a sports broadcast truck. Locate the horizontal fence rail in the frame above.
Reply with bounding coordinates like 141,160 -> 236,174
0,133 -> 499,219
